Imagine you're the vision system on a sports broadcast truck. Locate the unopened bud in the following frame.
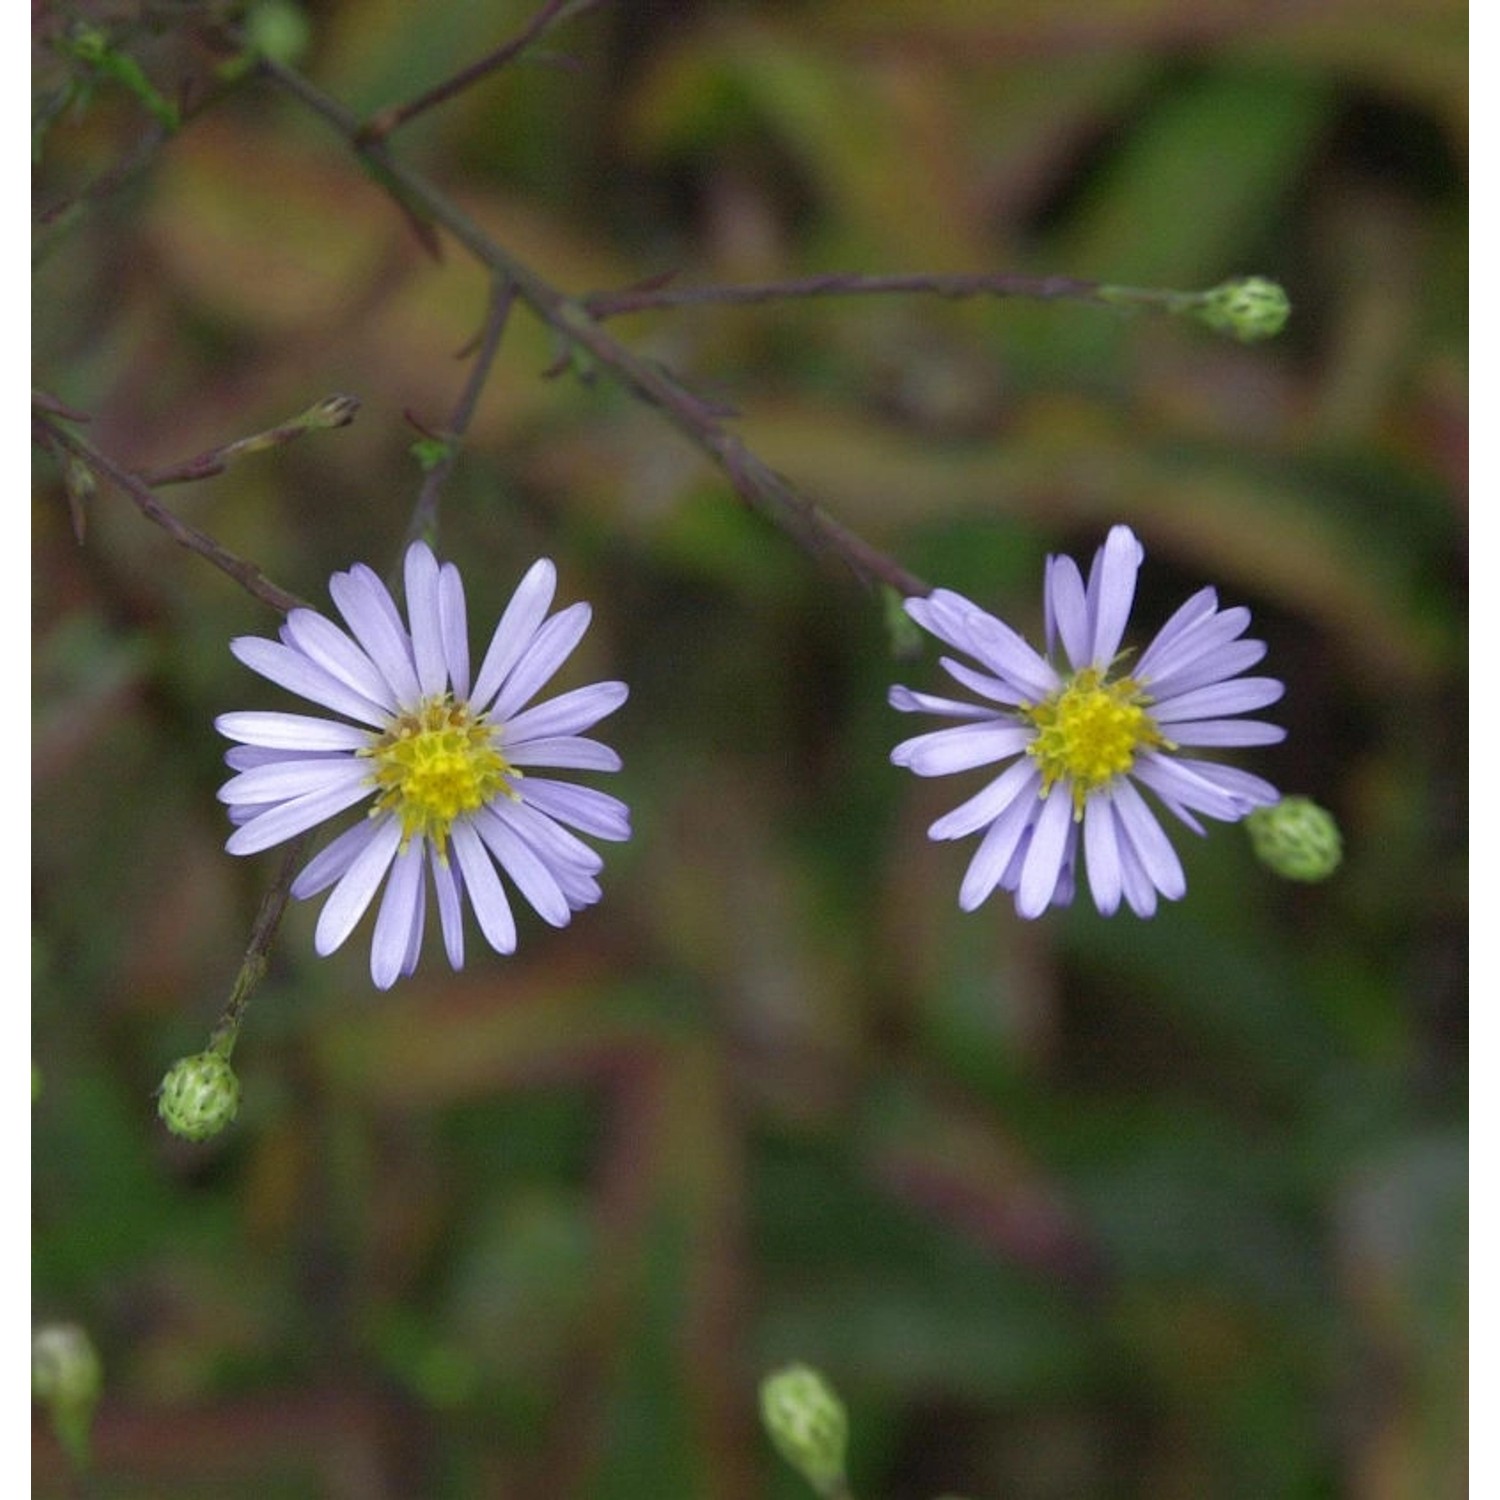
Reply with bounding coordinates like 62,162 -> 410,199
1195,277 -> 1291,342
157,1051 -> 240,1141
1247,796 -> 1342,882
760,1363 -> 849,1496
243,0 -> 313,66
297,392 -> 361,431
33,1323 -> 102,1466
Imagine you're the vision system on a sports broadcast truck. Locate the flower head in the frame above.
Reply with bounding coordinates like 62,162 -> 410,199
760,1364 -> 849,1497
158,1050 -> 241,1141
890,525 -> 1283,918
217,543 -> 629,988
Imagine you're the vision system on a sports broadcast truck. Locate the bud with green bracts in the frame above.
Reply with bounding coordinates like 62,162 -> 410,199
1194,276 -> 1291,342
760,1363 -> 850,1497
33,1323 -> 102,1467
157,1050 -> 240,1141
1247,796 -> 1343,882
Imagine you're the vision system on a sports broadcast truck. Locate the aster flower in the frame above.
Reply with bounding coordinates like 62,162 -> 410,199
889,525 -> 1283,919
216,543 -> 629,988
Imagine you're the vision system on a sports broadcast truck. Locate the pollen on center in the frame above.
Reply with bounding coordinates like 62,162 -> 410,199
1023,667 -> 1165,810
366,696 -> 513,852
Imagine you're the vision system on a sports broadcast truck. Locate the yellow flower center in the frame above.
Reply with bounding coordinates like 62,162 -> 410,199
365,696 -> 514,853
1022,667 -> 1167,813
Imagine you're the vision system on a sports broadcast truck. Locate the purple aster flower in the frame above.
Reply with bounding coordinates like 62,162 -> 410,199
889,525 -> 1283,919
216,543 -> 629,988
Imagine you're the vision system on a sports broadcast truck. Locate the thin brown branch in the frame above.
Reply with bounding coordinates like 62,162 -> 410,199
583,270 -> 1111,320
143,394 -> 361,487
34,411 -> 308,614
403,276 -> 518,551
262,57 -> 931,599
356,0 -> 611,144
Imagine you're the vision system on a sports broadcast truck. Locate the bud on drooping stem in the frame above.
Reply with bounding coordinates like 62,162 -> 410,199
760,1363 -> 851,1497
33,1322 -> 103,1467
1247,796 -> 1343,882
157,1049 -> 241,1141
1193,276 -> 1291,342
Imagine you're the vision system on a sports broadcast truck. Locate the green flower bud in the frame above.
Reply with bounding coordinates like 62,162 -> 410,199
1195,277 -> 1290,342
1247,796 -> 1343,882
157,1051 -> 240,1142
33,1323 -> 102,1467
297,392 -> 361,431
760,1363 -> 849,1496
243,0 -> 313,66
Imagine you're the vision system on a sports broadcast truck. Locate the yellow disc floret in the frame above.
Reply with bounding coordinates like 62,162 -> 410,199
365,695 -> 514,854
1023,667 -> 1168,813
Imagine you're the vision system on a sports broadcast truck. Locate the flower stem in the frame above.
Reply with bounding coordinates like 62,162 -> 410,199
402,274 -> 518,552
210,834 -> 310,1060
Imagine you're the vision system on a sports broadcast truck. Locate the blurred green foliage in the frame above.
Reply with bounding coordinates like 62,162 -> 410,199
33,0 -> 1464,1495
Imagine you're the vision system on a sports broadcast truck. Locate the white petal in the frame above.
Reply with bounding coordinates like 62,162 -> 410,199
957,788 -> 1040,911
1144,638 -> 1266,701
215,711 -> 371,752
1153,677 -> 1284,723
431,850 -> 465,970
400,862 -> 427,979
439,564 -> 471,699
1130,751 -> 1251,824
502,682 -> 628,745
225,773 -> 375,855
892,722 -> 1030,776
963,611 -> 1057,700
505,736 -> 622,772
1112,779 -> 1185,901
1165,719 -> 1286,747
1136,608 -> 1252,693
451,820 -> 516,955
219,756 -> 368,808
404,542 -> 448,698
1117,833 -> 1159,917
1176,760 -> 1281,810
908,591 -> 1055,700
370,840 -> 425,989
1016,788 -> 1075,918
930,758 -> 1041,842
1082,794 -> 1123,916
518,779 -> 631,842
938,657 -> 1031,708
1045,554 -> 1091,670
887,685 -> 993,720
292,818 -> 383,899
329,564 -> 421,706
475,808 -> 571,927
1088,525 -> 1144,667
489,603 -> 591,721
281,609 -> 398,713
230,636 -> 389,727
470,558 -> 557,711
1134,587 -> 1219,676
313,816 -> 402,955
496,798 -> 605,873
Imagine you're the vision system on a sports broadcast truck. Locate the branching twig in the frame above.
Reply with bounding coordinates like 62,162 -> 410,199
403,276 -> 518,551
356,0 -> 610,144
33,410 -> 308,614
262,57 -> 931,599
